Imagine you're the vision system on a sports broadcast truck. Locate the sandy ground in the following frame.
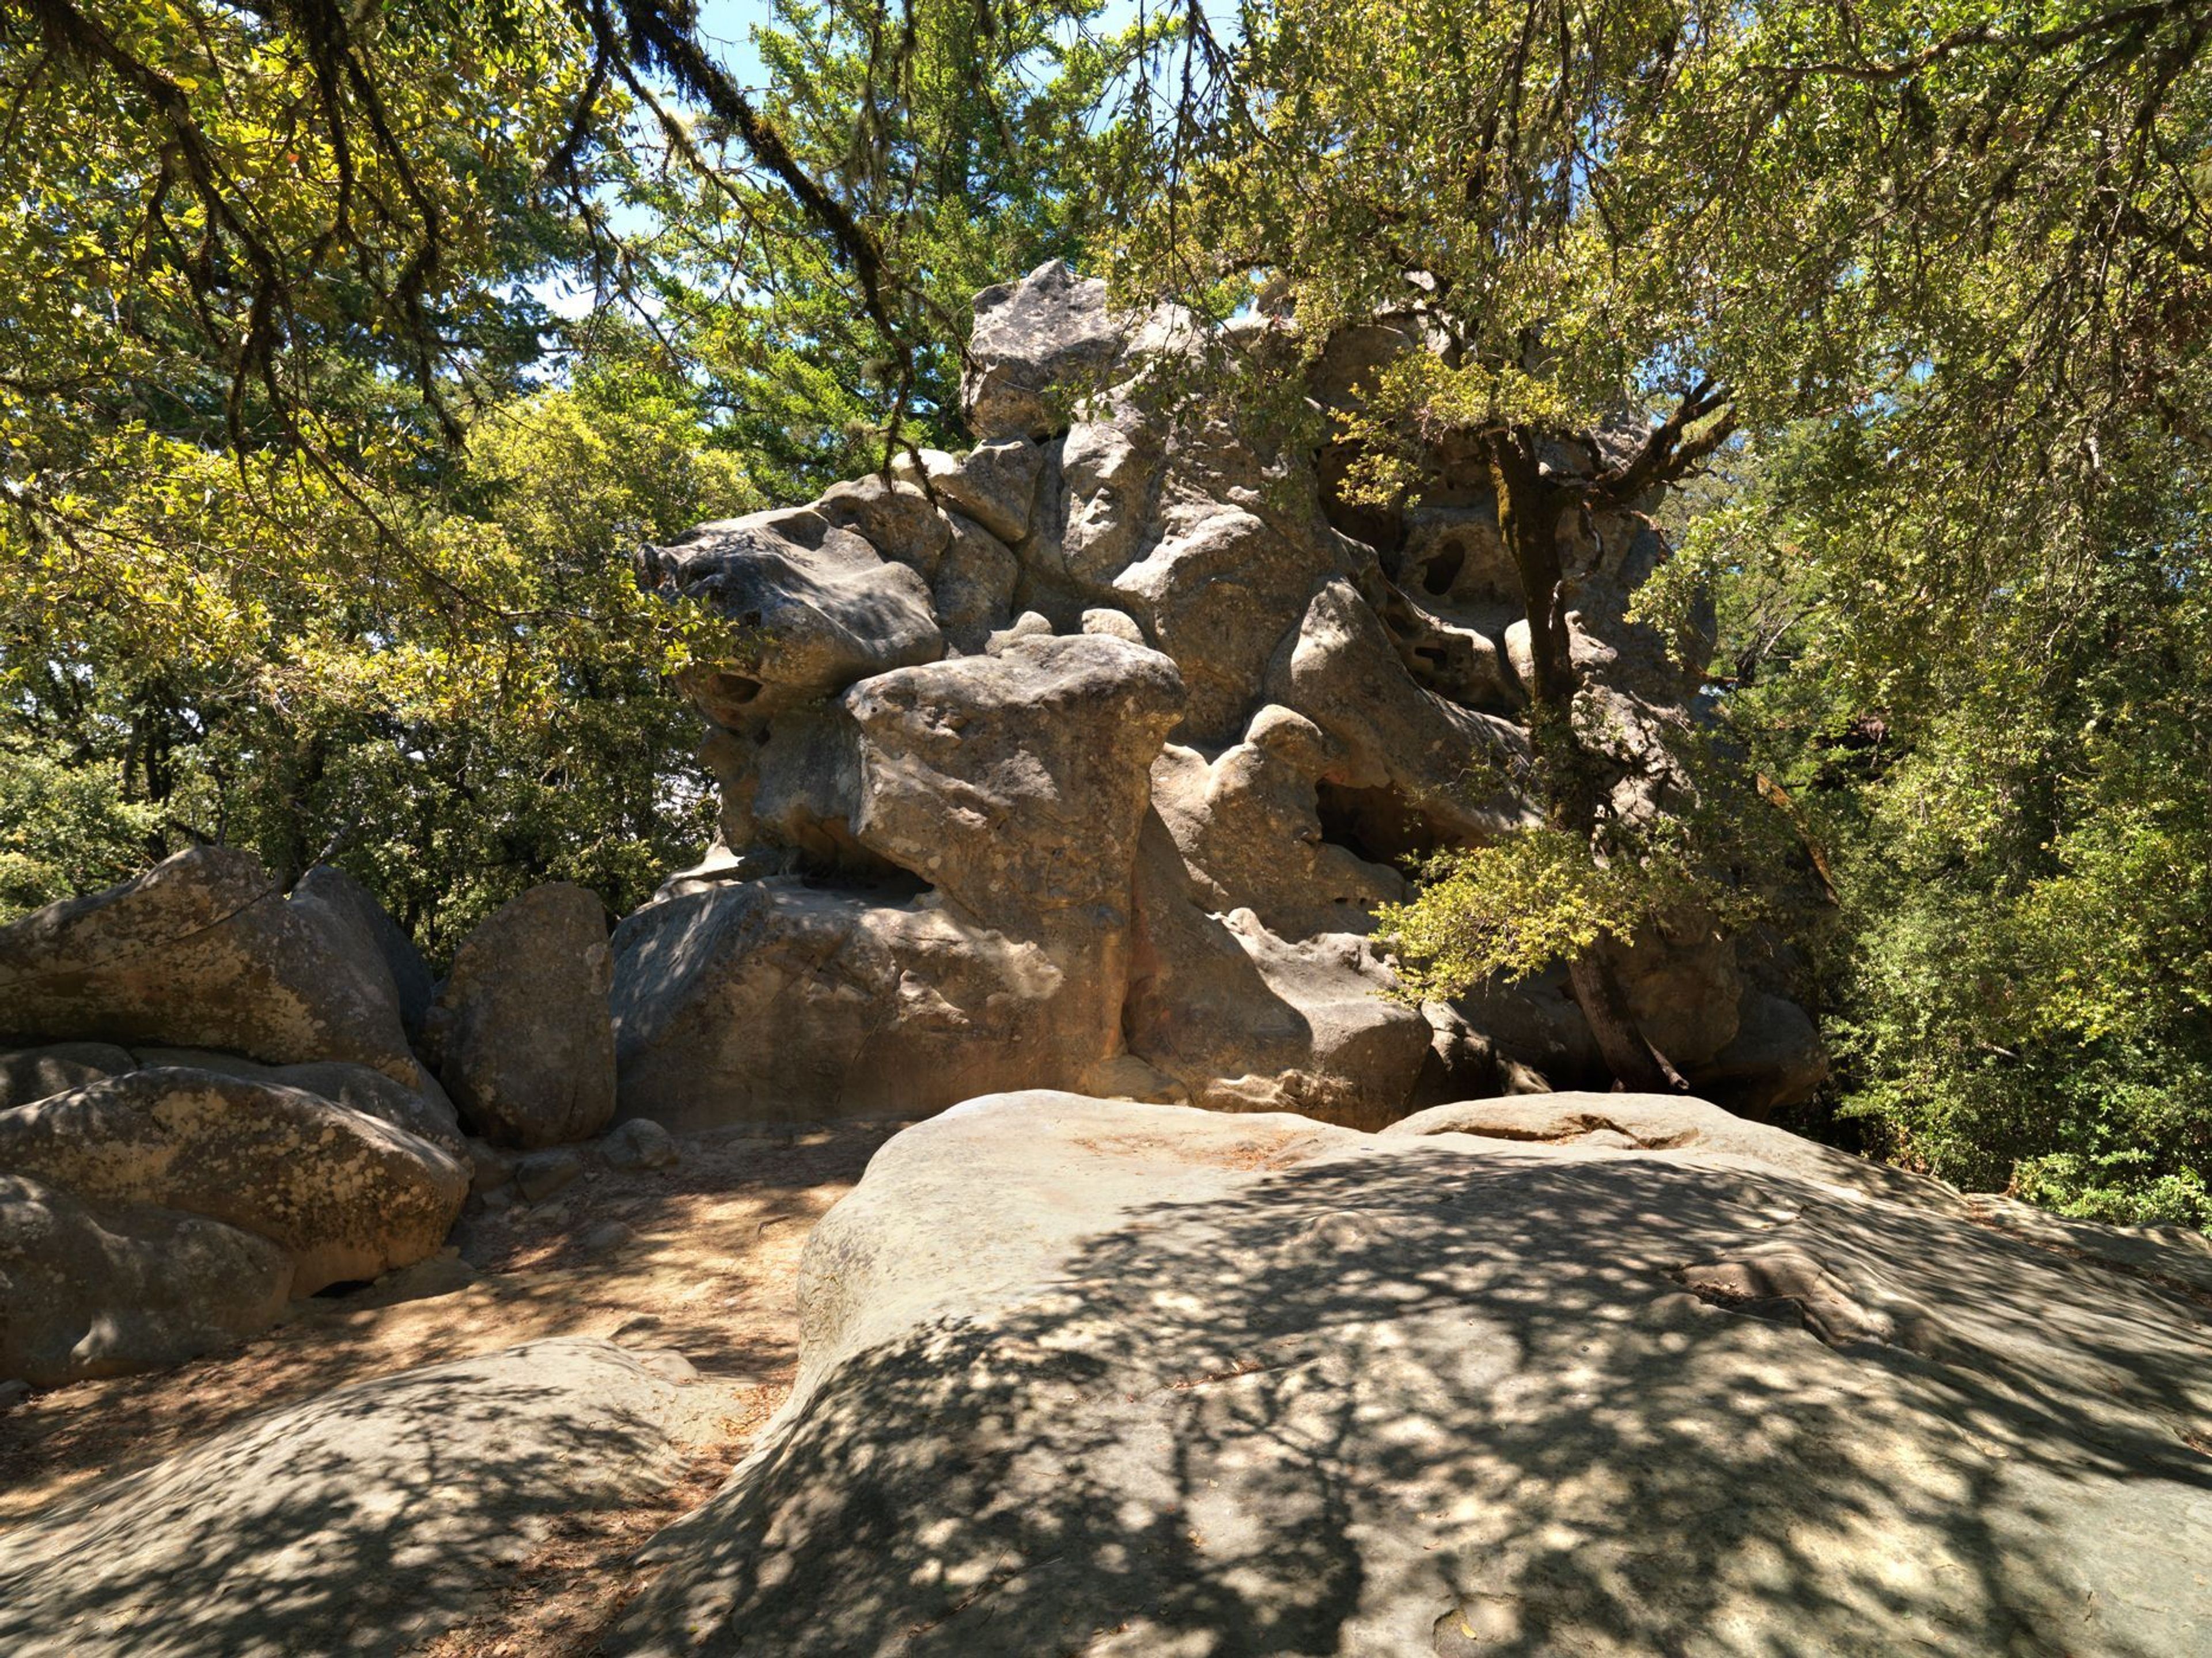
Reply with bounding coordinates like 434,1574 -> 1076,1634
0,1117 -> 911,1655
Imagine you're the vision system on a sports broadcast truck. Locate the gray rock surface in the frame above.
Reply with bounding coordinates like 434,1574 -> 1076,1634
627,265 -> 1827,1126
0,1173 -> 292,1387
602,1116 -> 680,1171
0,1339 -> 710,1656
513,1144 -> 586,1202
289,864 -> 437,1044
0,1067 -> 467,1292
0,847 -> 417,1083
0,1041 -> 137,1109
606,1092 -> 2212,1656
613,636 -> 1185,1127
431,882 -> 617,1148
963,259 -> 1126,439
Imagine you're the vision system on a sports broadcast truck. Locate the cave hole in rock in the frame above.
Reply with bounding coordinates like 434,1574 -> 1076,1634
1421,538 -> 1467,597
312,1278 -> 376,1299
1315,780 -> 1456,867
781,821 -> 931,898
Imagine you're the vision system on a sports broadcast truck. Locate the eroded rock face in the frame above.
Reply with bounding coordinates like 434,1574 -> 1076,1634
0,1067 -> 467,1293
0,847 -> 418,1083
0,860 -> 472,1387
622,262 -> 1824,1126
605,1092 -> 2212,1656
430,882 -> 618,1149
615,636 -> 1186,1127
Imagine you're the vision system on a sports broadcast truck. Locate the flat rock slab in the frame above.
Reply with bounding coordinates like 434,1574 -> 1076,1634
609,1091 -> 2212,1657
0,1338 -> 702,1657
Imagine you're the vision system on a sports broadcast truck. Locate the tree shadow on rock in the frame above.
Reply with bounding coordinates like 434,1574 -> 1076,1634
611,1145 -> 2212,1656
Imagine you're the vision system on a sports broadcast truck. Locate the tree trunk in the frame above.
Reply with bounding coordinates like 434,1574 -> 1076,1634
1486,427 -> 1687,1094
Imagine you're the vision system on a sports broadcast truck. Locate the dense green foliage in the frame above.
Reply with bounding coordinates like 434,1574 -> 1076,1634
1097,0 -> 2212,1214
3,0 -> 2207,1220
0,0 -> 1103,952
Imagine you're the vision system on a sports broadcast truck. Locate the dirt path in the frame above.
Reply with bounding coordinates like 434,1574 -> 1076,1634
0,1118 -> 909,1655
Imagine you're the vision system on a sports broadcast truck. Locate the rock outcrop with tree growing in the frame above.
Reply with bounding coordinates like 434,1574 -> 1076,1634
612,263 -> 1825,1132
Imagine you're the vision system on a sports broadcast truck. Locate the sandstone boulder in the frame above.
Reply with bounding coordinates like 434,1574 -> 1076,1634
614,636 -> 1186,1130
0,847 -> 417,1083
1694,991 -> 1832,1119
1149,722 -> 1404,938
815,474 -> 952,575
602,1116 -> 680,1171
929,511 -> 1021,653
289,863 -> 437,1044
131,1045 -> 464,1154
1268,579 -> 1532,850
648,506 -> 943,727
1112,505 -> 1345,743
1125,814 -> 1433,1128
963,259 -> 1126,439
0,1339 -> 710,1656
430,882 -> 617,1148
613,877 -> 1123,1130
0,1173 -> 292,1387
0,1067 -> 467,1291
895,439 -> 1046,545
606,1092 -> 2212,1656
841,634 -> 1185,925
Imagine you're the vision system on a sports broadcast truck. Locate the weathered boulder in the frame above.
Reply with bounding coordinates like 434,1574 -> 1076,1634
842,635 -> 1185,924
0,1041 -> 137,1109
613,636 -> 1185,1129
289,863 -> 437,1045
0,1173 -> 293,1387
601,1115 -> 680,1171
647,506 -> 943,731
0,1339 -> 710,1656
430,882 -> 617,1148
1112,506 -> 1346,743
1125,814 -> 1433,1127
606,1092 -> 2212,1656
963,259 -> 1127,440
1267,578 -> 1532,850
1149,719 -> 1404,938
131,1045 -> 464,1154
1695,991 -> 1832,1120
815,474 -> 953,576
0,847 -> 417,1083
929,511 -> 1021,652
0,1067 -> 467,1291
895,439 -> 1046,545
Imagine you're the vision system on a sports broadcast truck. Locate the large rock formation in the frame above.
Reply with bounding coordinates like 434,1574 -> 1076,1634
0,1171 -> 293,1388
0,1068 -> 466,1292
0,853 -> 491,1385
615,261 -> 1823,1128
605,1091 -> 2212,1656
